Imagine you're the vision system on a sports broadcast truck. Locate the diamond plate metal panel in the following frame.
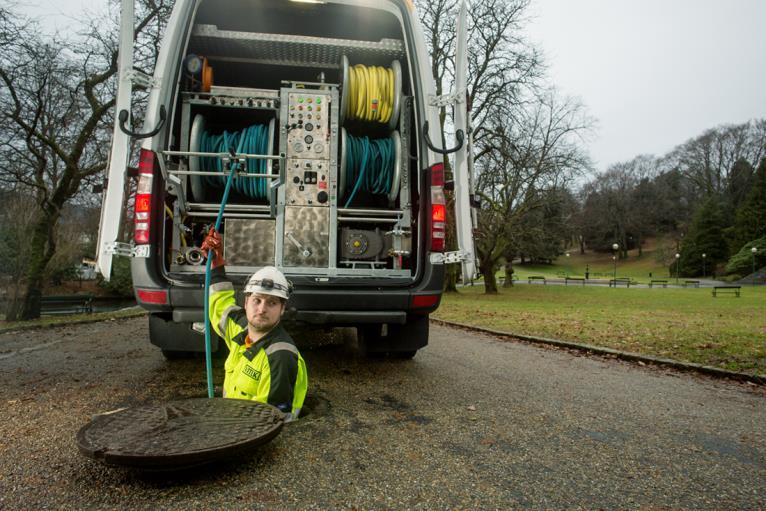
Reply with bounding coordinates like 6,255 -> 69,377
224,218 -> 276,266
283,206 -> 329,267
190,25 -> 405,68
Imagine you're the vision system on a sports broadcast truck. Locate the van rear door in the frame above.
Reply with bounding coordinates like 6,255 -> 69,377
452,0 -> 477,283
95,0 -> 138,280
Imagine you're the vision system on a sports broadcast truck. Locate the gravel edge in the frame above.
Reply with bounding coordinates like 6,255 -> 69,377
0,307 -> 148,335
431,318 -> 766,386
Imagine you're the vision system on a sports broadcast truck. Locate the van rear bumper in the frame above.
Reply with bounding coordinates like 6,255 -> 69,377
172,307 -> 408,325
134,250 -> 445,325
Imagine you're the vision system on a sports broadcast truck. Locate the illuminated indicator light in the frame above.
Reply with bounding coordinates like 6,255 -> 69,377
432,204 -> 446,222
298,97 -> 304,103
316,98 -> 322,104
135,195 -> 151,212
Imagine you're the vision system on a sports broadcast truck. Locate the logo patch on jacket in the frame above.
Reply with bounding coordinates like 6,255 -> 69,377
243,365 -> 261,381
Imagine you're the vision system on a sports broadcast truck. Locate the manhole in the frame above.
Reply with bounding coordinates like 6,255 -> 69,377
76,398 -> 284,469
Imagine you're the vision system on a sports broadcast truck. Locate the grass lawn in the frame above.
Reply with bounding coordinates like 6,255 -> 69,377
434,284 -> 766,375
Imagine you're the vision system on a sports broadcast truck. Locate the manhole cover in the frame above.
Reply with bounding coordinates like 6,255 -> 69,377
76,398 -> 284,469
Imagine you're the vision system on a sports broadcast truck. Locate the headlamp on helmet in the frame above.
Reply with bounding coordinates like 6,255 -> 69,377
244,266 -> 292,300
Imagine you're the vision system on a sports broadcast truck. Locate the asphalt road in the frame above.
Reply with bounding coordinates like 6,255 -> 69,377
1,316 -> 764,510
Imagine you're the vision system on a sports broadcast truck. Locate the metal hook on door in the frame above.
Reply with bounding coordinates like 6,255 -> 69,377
423,121 -> 464,155
119,105 -> 167,139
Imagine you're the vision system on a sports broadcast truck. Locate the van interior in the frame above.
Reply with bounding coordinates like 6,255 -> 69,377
160,0 -> 422,283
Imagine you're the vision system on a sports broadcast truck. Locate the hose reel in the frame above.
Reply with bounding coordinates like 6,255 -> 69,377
339,128 -> 401,206
340,55 -> 401,130
189,114 -> 276,202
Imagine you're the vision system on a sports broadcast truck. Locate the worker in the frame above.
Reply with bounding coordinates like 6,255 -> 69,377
201,228 -> 308,420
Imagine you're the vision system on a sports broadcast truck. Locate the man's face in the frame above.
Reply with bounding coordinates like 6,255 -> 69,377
245,293 -> 285,334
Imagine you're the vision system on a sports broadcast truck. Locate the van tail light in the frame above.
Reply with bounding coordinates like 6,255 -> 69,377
134,149 -> 156,244
136,288 -> 168,305
430,162 -> 446,252
411,293 -> 440,309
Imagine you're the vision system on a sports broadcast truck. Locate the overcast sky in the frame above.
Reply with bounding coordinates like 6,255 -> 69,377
524,0 -> 766,170
18,0 -> 766,172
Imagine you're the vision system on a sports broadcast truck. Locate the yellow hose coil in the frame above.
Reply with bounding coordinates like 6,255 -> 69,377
347,64 -> 394,124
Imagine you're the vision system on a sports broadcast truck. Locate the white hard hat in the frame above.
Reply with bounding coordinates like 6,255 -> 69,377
244,266 -> 292,300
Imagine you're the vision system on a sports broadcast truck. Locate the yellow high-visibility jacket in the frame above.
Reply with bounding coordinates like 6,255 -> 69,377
208,268 -> 307,419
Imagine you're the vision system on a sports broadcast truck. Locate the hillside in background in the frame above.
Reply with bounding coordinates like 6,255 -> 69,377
510,237 -> 711,282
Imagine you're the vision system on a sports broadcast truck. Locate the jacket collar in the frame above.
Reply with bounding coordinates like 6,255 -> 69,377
243,323 -> 285,360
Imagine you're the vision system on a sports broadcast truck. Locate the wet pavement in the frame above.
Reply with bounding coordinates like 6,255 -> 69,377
1,316 -> 764,509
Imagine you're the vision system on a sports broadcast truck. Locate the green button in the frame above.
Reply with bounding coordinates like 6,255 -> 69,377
298,97 -> 304,103
316,98 -> 322,104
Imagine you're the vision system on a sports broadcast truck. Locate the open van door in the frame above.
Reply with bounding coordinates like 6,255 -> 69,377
452,0 -> 478,284
96,0 -> 135,280
95,0 -> 138,281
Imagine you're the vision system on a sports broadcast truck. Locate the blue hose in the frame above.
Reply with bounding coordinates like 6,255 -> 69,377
344,134 -> 395,207
203,160 -> 238,399
199,124 -> 270,200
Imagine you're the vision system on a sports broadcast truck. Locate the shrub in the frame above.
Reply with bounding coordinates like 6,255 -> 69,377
725,236 -> 766,275
97,258 -> 134,297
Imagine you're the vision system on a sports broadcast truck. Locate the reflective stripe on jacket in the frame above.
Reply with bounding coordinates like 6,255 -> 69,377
208,267 -> 308,418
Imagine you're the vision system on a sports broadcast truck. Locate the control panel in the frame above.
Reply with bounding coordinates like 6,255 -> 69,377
286,92 -> 330,160
286,159 -> 330,206
283,90 -> 333,208
279,86 -> 338,268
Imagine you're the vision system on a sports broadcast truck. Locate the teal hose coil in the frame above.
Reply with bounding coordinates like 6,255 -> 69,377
344,134 -> 395,207
199,123 -> 270,200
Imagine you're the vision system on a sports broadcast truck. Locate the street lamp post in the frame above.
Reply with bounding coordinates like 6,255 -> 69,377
752,247 -> 758,283
565,252 -> 570,278
702,253 -> 706,279
612,243 -> 619,283
675,253 -> 680,285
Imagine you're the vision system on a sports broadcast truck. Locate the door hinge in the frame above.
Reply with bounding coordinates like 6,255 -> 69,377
127,69 -> 157,89
430,251 -> 471,265
105,242 -> 150,258
428,89 -> 467,108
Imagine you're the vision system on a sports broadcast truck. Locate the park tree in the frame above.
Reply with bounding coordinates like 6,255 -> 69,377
668,120 -> 766,200
580,164 -> 635,257
726,158 -> 755,212
473,90 -> 593,293
416,0 -> 543,291
677,197 -> 728,277
729,158 -> 766,253
0,1 -> 170,320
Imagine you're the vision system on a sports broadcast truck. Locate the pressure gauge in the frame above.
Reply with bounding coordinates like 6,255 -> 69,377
184,54 -> 203,76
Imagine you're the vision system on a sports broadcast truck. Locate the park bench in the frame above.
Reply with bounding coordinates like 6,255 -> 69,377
609,278 -> 632,288
649,280 -> 668,288
712,286 -> 740,298
565,276 -> 586,286
528,276 -> 546,285
40,294 -> 94,315
684,280 -> 700,288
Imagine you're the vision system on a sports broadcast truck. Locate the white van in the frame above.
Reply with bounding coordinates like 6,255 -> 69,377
97,0 -> 476,358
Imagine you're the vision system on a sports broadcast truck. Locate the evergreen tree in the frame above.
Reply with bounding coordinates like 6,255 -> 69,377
677,197 -> 728,277
731,158 -> 766,252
